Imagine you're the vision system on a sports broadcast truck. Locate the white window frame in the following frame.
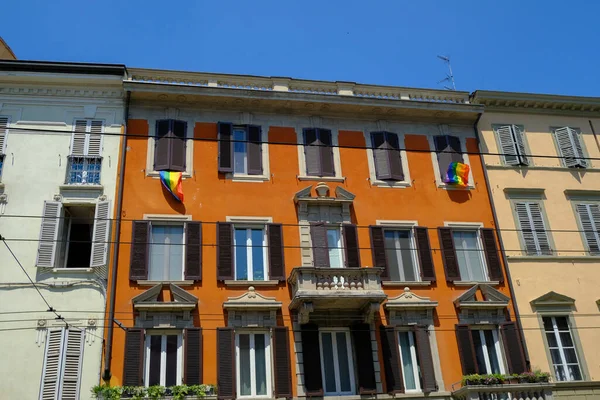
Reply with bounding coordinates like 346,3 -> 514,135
319,328 -> 356,396
383,228 -> 420,282
295,124 -> 344,182
148,222 -> 186,281
235,330 -> 272,398
397,330 -> 422,393
143,332 -> 183,387
543,316 -> 582,382
326,226 -> 345,268
145,116 -> 194,178
445,222 -> 488,282
233,226 -> 268,281
472,328 -> 506,375
233,127 -> 249,174
427,134 -> 474,189
364,131 -> 411,188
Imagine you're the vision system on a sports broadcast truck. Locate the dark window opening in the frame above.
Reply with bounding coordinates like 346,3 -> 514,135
58,206 -> 94,268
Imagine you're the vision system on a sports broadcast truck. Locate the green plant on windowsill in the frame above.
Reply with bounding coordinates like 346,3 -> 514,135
146,386 -> 166,400
462,371 -> 551,386
91,384 -> 125,400
91,383 -> 217,399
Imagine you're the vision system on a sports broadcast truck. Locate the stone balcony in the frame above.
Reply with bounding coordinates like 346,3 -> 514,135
287,267 -> 386,323
452,383 -> 554,400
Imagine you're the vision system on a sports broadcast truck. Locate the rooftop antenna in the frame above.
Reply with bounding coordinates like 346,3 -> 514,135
437,55 -> 456,91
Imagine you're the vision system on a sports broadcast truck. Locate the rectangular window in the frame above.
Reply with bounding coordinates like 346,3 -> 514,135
472,329 -> 504,374
66,156 -> 102,184
148,224 -> 185,280
494,125 -> 529,166
452,230 -> 487,281
319,330 -> 355,395
234,128 -> 248,174
398,331 -> 422,392
514,201 -> 552,255
145,333 -> 182,387
543,316 -> 582,381
234,227 -> 267,281
553,127 -> 588,168
68,119 -> 103,185
237,332 -> 271,397
154,119 -> 187,172
433,135 -> 464,182
326,228 -> 344,268
303,128 -> 335,177
57,206 -> 94,268
384,230 -> 419,281
575,203 -> 600,255
371,131 -> 404,181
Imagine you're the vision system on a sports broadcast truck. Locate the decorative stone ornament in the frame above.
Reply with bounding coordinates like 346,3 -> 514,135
315,182 -> 330,197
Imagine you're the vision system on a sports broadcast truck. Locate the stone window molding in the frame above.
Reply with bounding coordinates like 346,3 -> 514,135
132,283 -> 198,329
385,287 -> 438,326
454,284 -> 510,325
223,286 -> 282,328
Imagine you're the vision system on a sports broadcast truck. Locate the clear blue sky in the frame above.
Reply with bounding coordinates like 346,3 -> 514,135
3,0 -> 599,96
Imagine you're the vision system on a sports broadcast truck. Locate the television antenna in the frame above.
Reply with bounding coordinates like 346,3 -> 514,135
437,55 -> 456,91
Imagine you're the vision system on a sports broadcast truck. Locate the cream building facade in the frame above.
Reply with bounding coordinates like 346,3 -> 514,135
473,91 -> 600,398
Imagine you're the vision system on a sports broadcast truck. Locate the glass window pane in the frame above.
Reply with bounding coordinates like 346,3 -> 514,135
556,317 -> 569,331
399,332 -> 417,390
327,229 -> 343,268
550,349 -> 563,364
167,226 -> 184,281
543,317 -> 554,331
251,229 -> 265,281
545,332 -> 558,348
336,332 -> 351,393
564,348 -> 579,364
321,333 -> 336,393
484,330 -> 501,374
472,331 -> 487,374
384,231 -> 401,281
235,229 -> 248,280
149,336 -> 162,386
165,335 -> 178,387
453,231 -> 470,281
568,365 -> 582,381
254,334 -> 267,396
149,226 -> 167,280
453,231 -> 486,281
554,364 -> 566,381
398,231 -> 416,281
234,129 -> 247,174
560,332 -> 574,347
239,334 -> 251,396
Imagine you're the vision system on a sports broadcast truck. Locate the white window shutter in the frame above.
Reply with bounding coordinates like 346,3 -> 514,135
570,129 -> 588,168
36,201 -> 62,268
555,127 -> 586,168
39,328 -> 65,400
90,200 -> 110,267
577,204 -> 600,254
87,120 -> 103,157
71,120 -> 88,157
516,202 -> 552,255
511,125 -> 529,165
0,116 -> 9,154
60,329 -> 85,400
496,125 -> 519,165
528,203 -> 552,255
515,202 -> 537,254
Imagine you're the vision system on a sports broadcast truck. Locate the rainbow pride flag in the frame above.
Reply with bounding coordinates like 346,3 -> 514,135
444,162 -> 470,187
160,171 -> 184,203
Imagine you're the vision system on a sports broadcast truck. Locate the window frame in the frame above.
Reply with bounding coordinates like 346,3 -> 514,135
383,228 -> 420,282
318,328 -> 356,396
235,330 -> 272,398
145,116 -> 194,178
326,226 -> 345,268
492,124 -> 531,166
296,125 -> 344,181
444,222 -> 488,283
397,329 -> 422,393
66,156 -> 102,185
233,224 -> 268,281
364,131 -> 411,188
542,316 -> 583,382
147,221 -> 186,281
509,198 -> 554,256
470,327 -> 506,375
427,133 -> 474,189
143,331 -> 183,387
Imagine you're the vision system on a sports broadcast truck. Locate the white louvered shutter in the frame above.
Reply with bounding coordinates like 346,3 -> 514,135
39,328 -> 65,400
512,125 -> 529,165
60,329 -> 85,400
576,204 -> 600,254
90,201 -> 110,267
496,125 -> 519,165
87,120 -> 104,157
0,116 -> 9,154
515,202 -> 551,255
71,120 -> 88,156
555,127 -> 586,168
36,201 -> 62,268
570,129 -> 588,168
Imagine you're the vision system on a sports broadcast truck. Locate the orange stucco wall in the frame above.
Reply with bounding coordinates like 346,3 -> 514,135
105,119 -> 515,392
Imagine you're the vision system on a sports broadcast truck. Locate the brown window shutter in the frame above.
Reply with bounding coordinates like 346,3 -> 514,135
217,328 -> 235,400
218,122 -> 234,173
414,227 -> 435,282
455,324 -> 478,374
303,128 -> 320,176
343,224 -> 361,268
371,132 -> 391,180
273,327 -> 293,398
184,328 -> 203,385
123,329 -> 145,386
434,135 -> 463,178
310,223 -> 330,267
369,226 -> 389,279
267,223 -> 285,281
129,221 -> 149,280
169,120 -> 187,172
247,125 -> 263,175
300,323 -> 323,396
413,326 -> 437,392
438,227 -> 460,282
379,325 -> 404,394
481,228 -> 504,282
184,222 -> 202,281
351,324 -> 376,394
500,322 -> 527,374
318,129 -> 335,177
154,120 -> 171,171
386,133 -> 404,181
217,222 -> 234,280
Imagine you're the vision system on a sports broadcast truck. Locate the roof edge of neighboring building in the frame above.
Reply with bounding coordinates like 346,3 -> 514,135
0,59 -> 126,76
0,37 -> 16,60
471,90 -> 600,115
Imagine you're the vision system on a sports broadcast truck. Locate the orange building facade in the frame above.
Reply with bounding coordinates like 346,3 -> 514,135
103,70 -> 527,399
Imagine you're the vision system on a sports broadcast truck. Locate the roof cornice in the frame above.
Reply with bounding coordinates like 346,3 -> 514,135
0,59 -> 126,76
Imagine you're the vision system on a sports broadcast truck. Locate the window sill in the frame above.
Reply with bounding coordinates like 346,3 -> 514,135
437,183 -> 475,190
147,170 -> 192,179
453,281 -> 500,286
223,280 -> 280,287
59,184 -> 104,191
230,174 -> 270,183
507,255 -> 600,262
370,180 -> 411,188
486,164 -> 600,172
297,175 -> 346,182
52,268 -> 93,273
137,280 -> 195,286
382,281 -> 431,287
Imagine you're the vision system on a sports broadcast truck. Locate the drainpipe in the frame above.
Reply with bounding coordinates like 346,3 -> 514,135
102,90 -> 131,382
472,113 -> 531,369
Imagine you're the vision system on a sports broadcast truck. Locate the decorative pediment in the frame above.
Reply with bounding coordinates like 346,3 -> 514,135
386,288 -> 437,326
531,291 -> 575,310
223,287 -> 282,311
293,183 -> 355,204
132,283 -> 198,311
454,284 -> 510,309
386,287 -> 439,310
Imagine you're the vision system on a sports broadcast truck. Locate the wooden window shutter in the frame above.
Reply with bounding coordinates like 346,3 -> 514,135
217,328 -> 235,400
123,329 -> 145,386
39,328 -> 65,399
247,125 -> 263,175
36,201 -> 62,268
129,221 -> 149,280
438,227 -> 460,282
577,204 -> 600,254
496,125 -> 520,166
61,329 -> 85,399
481,228 -> 503,282
218,122 -> 234,173
300,323 -> 323,396
379,325 -> 404,394
515,202 -> 552,255
71,120 -> 88,156
512,125 -> 529,165
217,222 -> 234,280
272,327 -> 293,398
184,222 -> 202,281
387,132 -> 404,181
0,116 -> 9,154
372,132 -> 391,180
434,135 -> 463,179
554,127 -> 587,168
343,224 -> 361,268
318,129 -> 335,177
414,226 -> 435,282
87,120 -> 104,157
267,223 -> 285,281
369,226 -> 389,279
169,120 -> 187,172
310,223 -> 330,267
154,120 -> 171,171
500,322 -> 527,374
413,326 -> 437,392
455,325 -> 478,374
351,324 -> 377,394
303,128 -> 320,176
184,328 -> 203,385
570,129 -> 588,167
90,201 -> 110,268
